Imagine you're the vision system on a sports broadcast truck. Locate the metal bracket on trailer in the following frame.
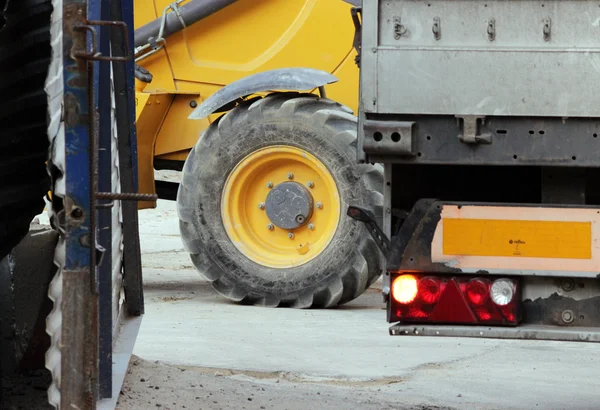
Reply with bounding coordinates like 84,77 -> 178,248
457,115 -> 492,144
73,20 -> 132,62
347,206 -> 390,258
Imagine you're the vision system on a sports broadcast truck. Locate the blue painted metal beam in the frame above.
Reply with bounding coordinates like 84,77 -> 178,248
62,0 -> 99,406
90,0 -> 114,399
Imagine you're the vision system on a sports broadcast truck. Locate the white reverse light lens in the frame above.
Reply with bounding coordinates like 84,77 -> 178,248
490,279 -> 514,306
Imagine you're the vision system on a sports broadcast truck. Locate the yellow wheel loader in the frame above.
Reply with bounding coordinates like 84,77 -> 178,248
134,0 -> 383,308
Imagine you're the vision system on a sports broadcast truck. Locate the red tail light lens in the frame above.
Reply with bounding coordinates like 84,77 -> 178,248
389,274 -> 520,326
418,277 -> 440,304
428,279 -> 477,323
466,279 -> 489,306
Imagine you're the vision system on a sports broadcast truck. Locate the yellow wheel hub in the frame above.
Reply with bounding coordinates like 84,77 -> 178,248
221,146 -> 340,268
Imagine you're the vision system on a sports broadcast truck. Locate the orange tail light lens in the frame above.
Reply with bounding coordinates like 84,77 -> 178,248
392,274 -> 418,304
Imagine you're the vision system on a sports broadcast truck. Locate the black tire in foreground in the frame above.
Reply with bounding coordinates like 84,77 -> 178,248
0,0 -> 53,260
178,93 -> 383,308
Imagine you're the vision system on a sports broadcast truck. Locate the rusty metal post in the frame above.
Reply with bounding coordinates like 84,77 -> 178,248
61,1 -> 99,407
110,0 -> 146,316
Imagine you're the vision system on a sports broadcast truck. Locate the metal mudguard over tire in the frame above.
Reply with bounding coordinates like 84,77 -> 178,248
178,93 -> 383,308
0,0 -> 52,260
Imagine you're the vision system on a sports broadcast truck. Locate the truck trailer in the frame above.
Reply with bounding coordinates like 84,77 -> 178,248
352,0 -> 600,341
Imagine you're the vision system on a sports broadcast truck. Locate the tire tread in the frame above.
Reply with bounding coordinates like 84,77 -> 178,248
178,93 -> 383,308
0,0 -> 52,260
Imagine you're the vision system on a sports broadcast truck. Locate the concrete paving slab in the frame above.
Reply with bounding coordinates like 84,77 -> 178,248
131,200 -> 600,410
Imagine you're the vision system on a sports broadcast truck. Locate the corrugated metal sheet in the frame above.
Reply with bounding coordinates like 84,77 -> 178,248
110,68 -> 124,330
45,0 -> 64,406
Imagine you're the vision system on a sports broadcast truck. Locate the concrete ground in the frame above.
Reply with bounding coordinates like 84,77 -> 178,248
118,200 -> 600,410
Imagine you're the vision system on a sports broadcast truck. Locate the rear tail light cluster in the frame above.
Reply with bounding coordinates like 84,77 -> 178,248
389,274 -> 520,326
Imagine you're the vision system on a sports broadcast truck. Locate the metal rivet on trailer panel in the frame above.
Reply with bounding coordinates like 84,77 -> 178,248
562,310 -> 574,324
561,278 -> 575,292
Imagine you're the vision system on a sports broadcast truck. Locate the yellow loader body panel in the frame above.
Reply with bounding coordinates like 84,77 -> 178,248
134,0 -> 359,208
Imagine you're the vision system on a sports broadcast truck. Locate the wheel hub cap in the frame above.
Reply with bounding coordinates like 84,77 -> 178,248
265,182 -> 314,230
220,146 -> 340,268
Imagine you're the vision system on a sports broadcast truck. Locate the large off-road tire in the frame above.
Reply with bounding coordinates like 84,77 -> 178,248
178,93 -> 383,308
0,0 -> 52,260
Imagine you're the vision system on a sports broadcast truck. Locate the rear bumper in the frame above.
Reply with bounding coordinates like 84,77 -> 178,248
389,324 -> 600,343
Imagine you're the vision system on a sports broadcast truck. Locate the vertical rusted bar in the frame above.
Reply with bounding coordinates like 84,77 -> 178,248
90,0 -> 114,399
62,1 -> 99,408
110,0 -> 145,316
